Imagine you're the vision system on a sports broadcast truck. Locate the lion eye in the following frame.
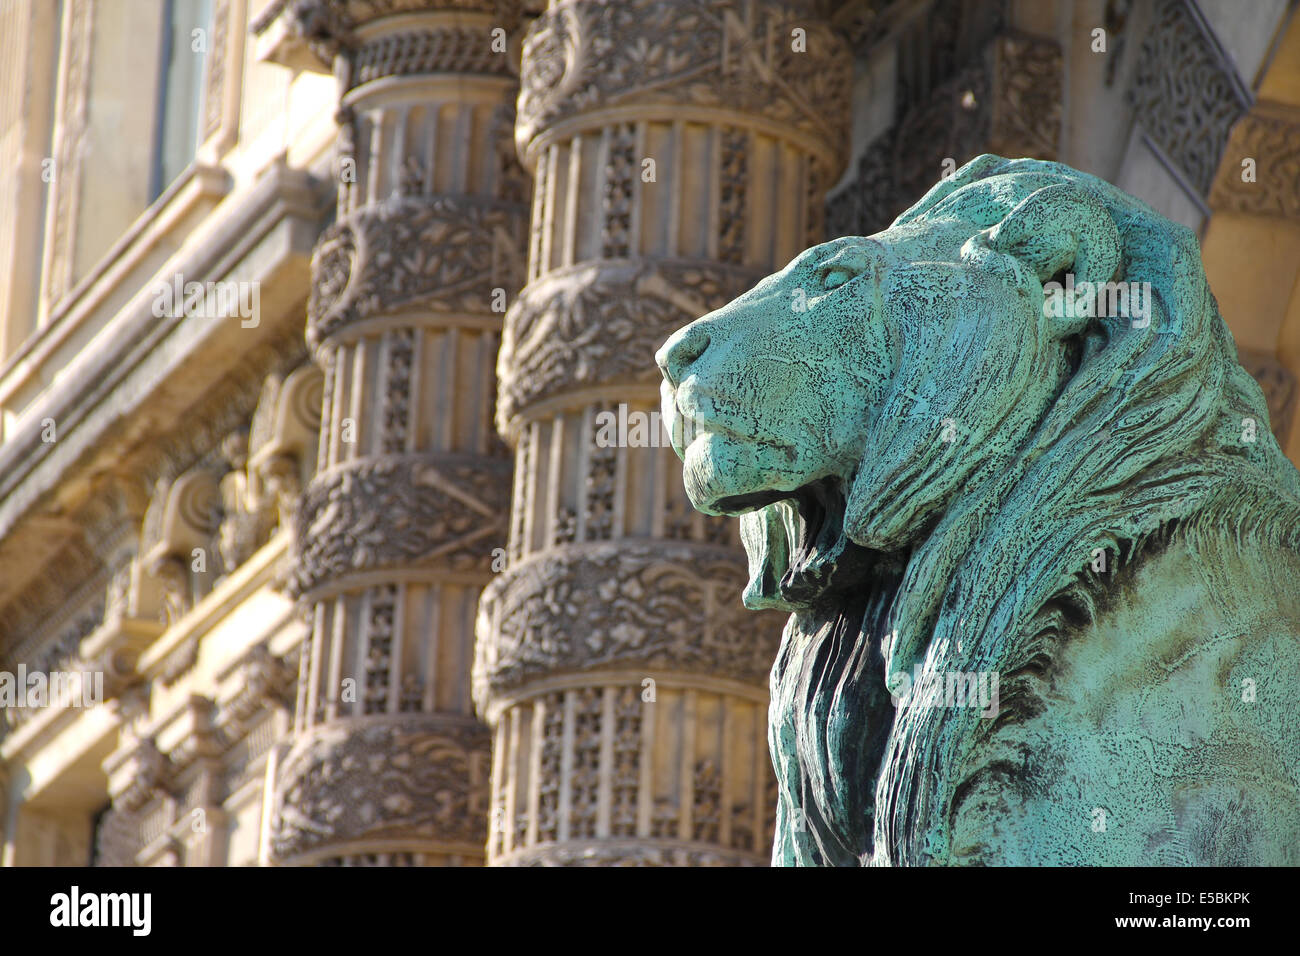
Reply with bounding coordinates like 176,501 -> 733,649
821,265 -> 856,290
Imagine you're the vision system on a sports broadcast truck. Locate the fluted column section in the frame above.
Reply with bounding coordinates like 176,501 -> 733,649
474,0 -> 851,865
270,0 -> 527,866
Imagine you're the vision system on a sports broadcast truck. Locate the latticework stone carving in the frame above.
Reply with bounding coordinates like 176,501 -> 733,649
264,0 -> 525,865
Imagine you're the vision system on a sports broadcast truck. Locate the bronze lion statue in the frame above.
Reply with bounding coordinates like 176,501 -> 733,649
656,155 -> 1300,866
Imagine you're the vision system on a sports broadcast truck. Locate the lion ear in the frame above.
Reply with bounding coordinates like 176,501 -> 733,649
981,183 -> 1122,333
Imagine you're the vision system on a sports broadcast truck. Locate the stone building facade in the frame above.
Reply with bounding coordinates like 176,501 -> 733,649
1,0 -> 1298,866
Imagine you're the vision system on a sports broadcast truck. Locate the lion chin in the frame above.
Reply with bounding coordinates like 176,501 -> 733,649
657,154 -> 1300,866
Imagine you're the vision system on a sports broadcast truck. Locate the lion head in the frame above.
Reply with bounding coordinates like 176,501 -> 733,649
656,155 -> 1300,865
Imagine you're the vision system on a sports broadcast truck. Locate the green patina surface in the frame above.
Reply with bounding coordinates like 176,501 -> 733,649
656,155 -> 1300,866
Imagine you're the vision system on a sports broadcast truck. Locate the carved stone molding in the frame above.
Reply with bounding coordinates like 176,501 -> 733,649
218,645 -> 296,736
497,260 -> 765,426
1209,108 -> 1300,220
0,594 -> 104,737
0,536 -> 103,672
516,0 -> 852,163
253,0 -> 521,62
1126,0 -> 1251,196
307,194 -> 527,346
498,839 -> 767,866
989,32 -> 1062,160
350,26 -> 518,88
270,715 -> 491,863
291,453 -> 513,597
474,541 -> 778,703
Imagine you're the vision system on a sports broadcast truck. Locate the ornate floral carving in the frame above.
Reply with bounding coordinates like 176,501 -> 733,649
0,600 -> 103,736
516,0 -> 852,163
990,32 -> 1062,161
1209,109 -> 1300,220
363,585 -> 398,714
1126,0 -> 1250,196
474,541 -> 780,701
584,414 -> 617,541
497,261 -> 763,426
291,453 -> 512,596
308,194 -> 527,346
718,126 -> 748,264
600,123 -> 637,259
692,758 -> 722,842
570,688 -> 602,839
270,716 -> 491,861
610,686 -> 641,836
380,328 -> 415,453
536,692 -> 564,843
218,429 -> 277,574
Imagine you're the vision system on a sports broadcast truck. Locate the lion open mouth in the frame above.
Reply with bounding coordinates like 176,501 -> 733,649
717,476 -> 879,605
717,476 -> 842,559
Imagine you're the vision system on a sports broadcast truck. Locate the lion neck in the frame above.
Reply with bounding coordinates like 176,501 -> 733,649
769,551 -> 904,866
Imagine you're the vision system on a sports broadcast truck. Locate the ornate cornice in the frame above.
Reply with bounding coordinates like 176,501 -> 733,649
474,541 -> 780,705
291,453 -> 513,597
516,0 -> 852,164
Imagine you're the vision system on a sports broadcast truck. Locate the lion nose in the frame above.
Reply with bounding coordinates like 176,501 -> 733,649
656,324 -> 710,388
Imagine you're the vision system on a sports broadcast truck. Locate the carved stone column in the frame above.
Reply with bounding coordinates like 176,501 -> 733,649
475,0 -> 851,865
262,0 -> 527,866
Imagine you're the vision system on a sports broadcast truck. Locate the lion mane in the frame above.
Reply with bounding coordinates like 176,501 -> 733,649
737,156 -> 1300,865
